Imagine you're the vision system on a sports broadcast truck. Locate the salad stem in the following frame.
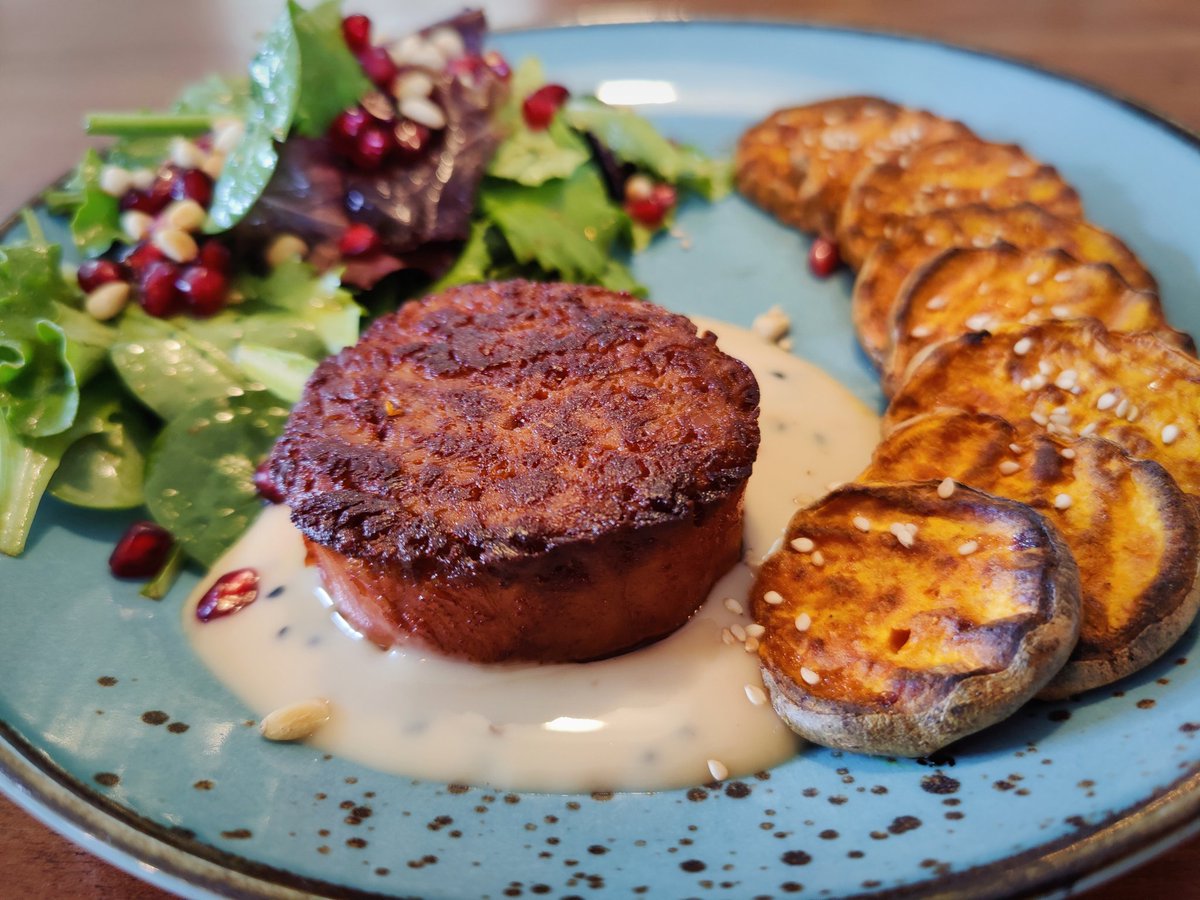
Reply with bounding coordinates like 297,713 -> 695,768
140,544 -> 186,600
85,113 -> 214,138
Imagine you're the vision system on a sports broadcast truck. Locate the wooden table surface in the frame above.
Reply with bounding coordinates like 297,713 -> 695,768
2,0 -> 1198,897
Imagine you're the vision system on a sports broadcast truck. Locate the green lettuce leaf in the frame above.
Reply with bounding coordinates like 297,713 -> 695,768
234,343 -> 317,403
234,259 -> 362,353
487,117 -> 590,186
289,0 -> 372,137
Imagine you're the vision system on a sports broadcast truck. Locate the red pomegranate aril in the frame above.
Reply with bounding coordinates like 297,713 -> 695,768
339,222 -> 382,257
625,197 -> 667,228
342,13 -> 372,53
522,84 -> 570,130
198,239 -> 232,273
122,241 -> 164,277
77,258 -> 124,293
109,521 -> 173,579
196,568 -> 260,622
483,50 -> 511,81
176,265 -> 228,317
118,189 -> 158,215
147,170 -> 177,214
253,460 -> 285,504
809,235 -> 840,278
393,119 -> 431,160
358,46 -> 399,90
172,168 -> 214,208
351,124 -> 393,170
140,261 -> 182,317
329,106 -> 371,155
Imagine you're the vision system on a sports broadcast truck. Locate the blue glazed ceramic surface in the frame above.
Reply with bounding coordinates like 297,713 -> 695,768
3,21 -> 1200,900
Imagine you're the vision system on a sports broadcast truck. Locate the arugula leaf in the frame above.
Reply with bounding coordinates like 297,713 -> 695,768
563,97 -> 731,199
206,5 -> 301,232
144,390 -> 290,566
234,343 -> 317,403
289,0 -> 371,137
487,116 -> 590,186
0,241 -> 84,437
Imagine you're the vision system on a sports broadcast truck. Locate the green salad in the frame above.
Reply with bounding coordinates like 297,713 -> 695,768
0,1 -> 728,594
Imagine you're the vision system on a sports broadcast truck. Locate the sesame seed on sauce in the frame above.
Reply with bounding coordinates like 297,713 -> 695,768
1031,411 -> 1049,426
1050,304 -> 1072,319
746,623 -> 766,638
1060,447 -> 1077,459
707,759 -> 730,781
1054,370 -> 1078,391
810,550 -> 826,567
937,478 -> 955,499
1079,422 -> 1098,437
745,684 -> 768,706
791,537 -> 815,553
1054,493 -> 1073,510
1013,337 -> 1033,356
910,325 -> 933,339
958,540 -> 979,556
925,296 -> 947,310
852,515 -> 871,532
723,597 -> 744,615
1096,392 -> 1116,411
1127,405 -> 1141,423
800,667 -> 820,685
889,523 -> 916,548
744,636 -> 760,652
1115,398 -> 1130,418
763,590 -> 785,606
1009,443 -> 1023,453
999,460 -> 1021,475
1038,359 -> 1055,376
1163,424 -> 1181,445
794,612 -> 812,632
1026,271 -> 1045,286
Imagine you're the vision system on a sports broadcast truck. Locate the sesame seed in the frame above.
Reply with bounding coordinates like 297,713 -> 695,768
826,481 -> 845,492
1050,305 -> 1072,319
724,597 -> 744,615
1096,392 -> 1116,410
1031,412 -> 1049,426
910,325 -> 933,339
1079,422 -> 1098,437
957,540 -> 979,556
1054,493 -> 1073,510
746,624 -> 766,638
800,667 -> 820,685
707,759 -> 730,781
889,523 -> 915,548
811,550 -> 825,567
925,296 -> 948,310
744,684 -> 768,706
999,460 -> 1021,475
1013,337 -> 1033,356
852,515 -> 871,532
1029,373 -> 1048,390
1009,443 -> 1023,453
1038,359 -> 1055,376
1053,270 -> 1074,282
1060,448 -> 1077,459
1162,424 -> 1180,445
965,313 -> 994,332
1030,294 -> 1046,306
1127,405 -> 1140,423
794,612 -> 812,632
744,637 -> 760,652
1026,271 -> 1045,286
937,478 -> 955,498
791,537 -> 815,553
1115,398 -> 1130,418
1054,369 -> 1078,390
730,624 -> 747,642
1019,377 -> 1033,392
763,590 -> 784,606
721,628 -> 736,646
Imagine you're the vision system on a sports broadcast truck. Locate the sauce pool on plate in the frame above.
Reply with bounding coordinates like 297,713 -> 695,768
182,318 -> 879,791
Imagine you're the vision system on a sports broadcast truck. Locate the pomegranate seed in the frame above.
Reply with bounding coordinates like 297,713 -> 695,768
329,106 -> 371,155
342,13 -> 372,53
522,84 -> 570,130
172,168 -> 214,208
339,222 -> 382,257
122,241 -> 164,277
77,258 -> 123,293
139,261 -> 182,317
197,239 -> 232,273
625,183 -> 676,228
358,46 -> 399,90
195,568 -> 260,622
483,50 -> 511,81
393,119 -> 431,161
254,460 -> 285,504
119,190 -> 159,215
809,235 -> 840,278
447,55 -> 487,81
350,124 -> 393,170
176,265 -> 228,317
109,521 -> 173,579
146,170 -> 177,214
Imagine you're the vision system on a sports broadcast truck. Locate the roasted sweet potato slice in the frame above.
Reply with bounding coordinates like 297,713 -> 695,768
884,320 -> 1200,496
884,246 -> 1174,395
752,482 -> 1080,756
862,411 -> 1200,698
836,139 -> 1084,268
735,97 -> 972,235
852,203 -> 1158,366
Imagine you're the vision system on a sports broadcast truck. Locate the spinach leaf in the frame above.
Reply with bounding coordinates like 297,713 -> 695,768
144,390 -> 290,566
289,0 -> 371,137
206,5 -> 301,232
234,343 -> 317,403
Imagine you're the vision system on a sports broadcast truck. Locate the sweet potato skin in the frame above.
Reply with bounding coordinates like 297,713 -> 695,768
269,280 -> 761,662
752,482 -> 1080,757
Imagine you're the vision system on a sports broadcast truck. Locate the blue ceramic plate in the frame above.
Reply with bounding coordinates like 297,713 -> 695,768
3,20 -> 1200,900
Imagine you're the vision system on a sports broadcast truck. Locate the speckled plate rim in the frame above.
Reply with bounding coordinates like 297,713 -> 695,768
2,16 -> 1200,900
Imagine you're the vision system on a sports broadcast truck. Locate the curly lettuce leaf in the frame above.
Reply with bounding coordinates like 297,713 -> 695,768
234,259 -> 362,354
487,117 -> 590,186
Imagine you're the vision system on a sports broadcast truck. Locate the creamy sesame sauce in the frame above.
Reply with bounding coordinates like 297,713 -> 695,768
182,318 -> 879,792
